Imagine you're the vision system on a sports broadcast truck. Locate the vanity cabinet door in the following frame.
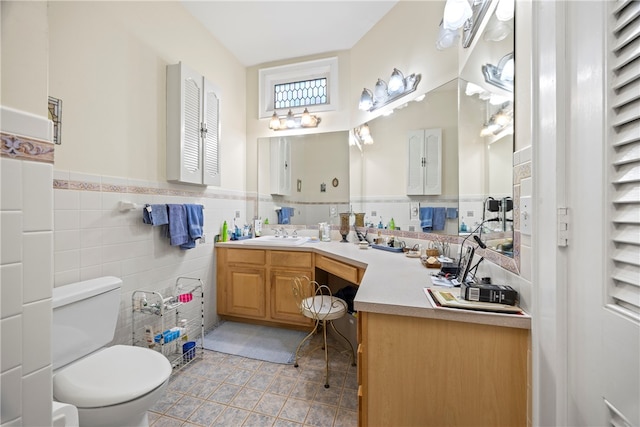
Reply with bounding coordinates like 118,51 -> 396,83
225,265 -> 266,318
270,268 -> 314,326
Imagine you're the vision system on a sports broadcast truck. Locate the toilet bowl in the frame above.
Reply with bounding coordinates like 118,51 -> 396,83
52,277 -> 172,427
53,345 -> 171,427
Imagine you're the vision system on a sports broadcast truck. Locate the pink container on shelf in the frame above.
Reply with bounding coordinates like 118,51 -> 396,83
178,293 -> 193,303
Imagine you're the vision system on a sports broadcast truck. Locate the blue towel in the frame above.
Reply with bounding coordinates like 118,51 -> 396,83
446,207 -> 458,219
142,204 -> 169,226
180,204 -> 204,249
432,207 -> 447,231
278,207 -> 294,225
167,204 -> 189,246
419,207 -> 433,231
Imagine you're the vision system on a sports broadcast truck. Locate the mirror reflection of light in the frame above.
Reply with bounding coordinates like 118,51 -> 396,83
443,0 -> 473,30
495,0 -> 515,22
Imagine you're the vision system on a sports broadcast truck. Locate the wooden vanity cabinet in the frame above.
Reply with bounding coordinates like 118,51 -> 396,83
217,248 -> 267,319
358,311 -> 529,427
216,247 -> 312,327
269,251 -> 313,326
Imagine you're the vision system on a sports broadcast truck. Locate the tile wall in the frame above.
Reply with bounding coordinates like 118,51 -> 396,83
1,111 -> 55,426
51,172 -> 249,344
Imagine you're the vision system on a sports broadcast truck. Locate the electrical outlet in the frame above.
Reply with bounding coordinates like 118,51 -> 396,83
329,205 -> 337,217
520,196 -> 532,235
235,210 -> 240,218
371,210 -> 377,217
467,211 -> 474,218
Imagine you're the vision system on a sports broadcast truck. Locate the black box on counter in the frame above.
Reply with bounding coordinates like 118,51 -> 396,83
461,283 -> 518,306
440,262 -> 460,276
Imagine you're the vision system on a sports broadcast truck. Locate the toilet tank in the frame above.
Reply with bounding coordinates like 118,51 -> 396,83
52,276 -> 122,370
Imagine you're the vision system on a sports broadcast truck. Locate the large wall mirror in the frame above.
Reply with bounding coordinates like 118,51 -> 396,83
255,0 -> 516,265
349,79 -> 459,237
257,131 -> 350,226
458,0 -> 515,257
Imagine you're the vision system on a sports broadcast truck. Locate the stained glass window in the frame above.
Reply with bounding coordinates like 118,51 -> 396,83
274,78 -> 327,109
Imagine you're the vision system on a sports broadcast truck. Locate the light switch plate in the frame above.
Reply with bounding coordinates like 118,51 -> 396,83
520,196 -> 532,235
410,203 -> 419,219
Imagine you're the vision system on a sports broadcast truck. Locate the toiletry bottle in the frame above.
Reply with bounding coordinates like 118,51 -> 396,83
389,218 -> 395,230
378,217 -> 383,229
144,325 -> 155,348
221,221 -> 228,242
179,319 -> 188,341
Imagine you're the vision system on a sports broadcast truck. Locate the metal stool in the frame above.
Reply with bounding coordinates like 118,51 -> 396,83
292,276 -> 356,388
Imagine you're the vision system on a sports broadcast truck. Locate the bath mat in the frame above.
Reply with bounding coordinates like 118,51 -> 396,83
202,321 -> 308,364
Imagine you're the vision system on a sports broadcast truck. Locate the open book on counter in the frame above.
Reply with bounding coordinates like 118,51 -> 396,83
425,287 -> 525,315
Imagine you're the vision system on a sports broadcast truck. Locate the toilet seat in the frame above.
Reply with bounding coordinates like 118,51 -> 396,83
53,345 -> 172,408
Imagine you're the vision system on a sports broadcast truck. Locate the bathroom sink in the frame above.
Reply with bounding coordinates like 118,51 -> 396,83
240,236 -> 310,246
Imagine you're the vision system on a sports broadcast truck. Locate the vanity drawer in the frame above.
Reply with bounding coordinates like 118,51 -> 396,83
315,254 -> 362,284
226,248 -> 266,265
270,251 -> 313,268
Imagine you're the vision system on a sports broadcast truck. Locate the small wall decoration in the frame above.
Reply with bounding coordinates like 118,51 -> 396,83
332,177 -> 339,187
297,179 -> 302,192
320,183 -> 326,192
48,96 -> 63,145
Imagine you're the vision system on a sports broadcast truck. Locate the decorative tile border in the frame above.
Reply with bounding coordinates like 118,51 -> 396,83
1,132 -> 54,164
53,178 -> 251,202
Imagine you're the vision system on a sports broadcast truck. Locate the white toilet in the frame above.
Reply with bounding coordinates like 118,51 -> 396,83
52,276 -> 172,427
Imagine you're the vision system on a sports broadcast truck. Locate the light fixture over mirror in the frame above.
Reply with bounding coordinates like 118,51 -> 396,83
352,123 -> 374,146
358,68 -> 421,112
269,108 -> 321,131
482,52 -> 514,92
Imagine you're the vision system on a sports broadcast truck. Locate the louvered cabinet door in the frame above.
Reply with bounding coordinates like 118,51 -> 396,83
202,79 -> 221,186
407,128 -> 442,195
166,62 -> 221,186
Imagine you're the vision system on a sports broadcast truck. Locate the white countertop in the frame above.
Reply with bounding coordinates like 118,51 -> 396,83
216,238 -> 531,330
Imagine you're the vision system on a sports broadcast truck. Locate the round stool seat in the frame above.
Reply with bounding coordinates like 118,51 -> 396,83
53,345 -> 172,408
300,295 -> 347,321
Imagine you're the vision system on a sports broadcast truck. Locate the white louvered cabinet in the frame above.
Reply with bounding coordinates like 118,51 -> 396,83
407,128 -> 442,195
270,137 -> 291,196
166,62 -> 221,186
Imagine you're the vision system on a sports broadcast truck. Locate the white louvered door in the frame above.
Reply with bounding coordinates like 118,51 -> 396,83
603,1 -> 639,425
564,1 -> 639,426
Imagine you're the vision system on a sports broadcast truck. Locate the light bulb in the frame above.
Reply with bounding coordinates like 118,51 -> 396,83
301,108 -> 312,127
269,112 -> 281,130
443,0 -> 472,30
359,88 -> 373,111
495,0 -> 514,22
285,110 -> 295,128
388,68 -> 406,95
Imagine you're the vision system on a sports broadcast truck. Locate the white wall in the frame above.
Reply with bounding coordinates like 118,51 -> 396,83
46,2 -> 252,338
0,2 -> 54,426
48,1 -> 246,190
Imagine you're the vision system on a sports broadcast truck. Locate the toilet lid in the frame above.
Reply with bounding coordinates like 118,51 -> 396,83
53,345 -> 172,408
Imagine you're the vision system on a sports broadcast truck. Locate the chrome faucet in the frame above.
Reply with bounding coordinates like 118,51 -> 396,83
280,227 -> 288,238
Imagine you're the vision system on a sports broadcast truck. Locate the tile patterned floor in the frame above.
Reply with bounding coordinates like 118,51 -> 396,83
148,332 -> 358,427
